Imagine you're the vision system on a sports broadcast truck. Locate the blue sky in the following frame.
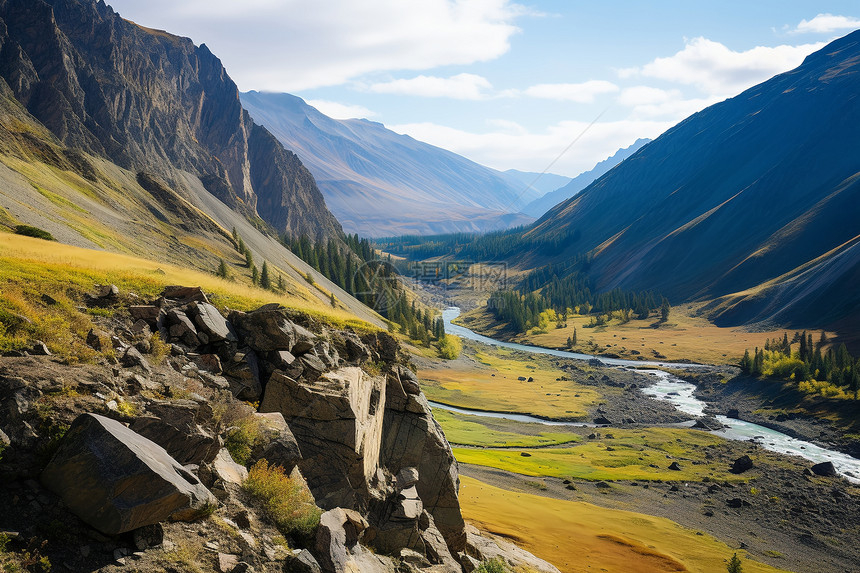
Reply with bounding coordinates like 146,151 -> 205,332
106,1 -> 859,177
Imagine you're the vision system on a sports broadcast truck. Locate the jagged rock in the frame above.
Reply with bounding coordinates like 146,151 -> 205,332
260,367 -> 385,510
86,328 -> 107,351
95,284 -> 120,299
315,508 -> 393,573
191,302 -> 238,343
464,524 -> 560,573
668,461 -> 682,471
130,306 -> 162,324
343,334 -> 371,364
381,389 -> 465,553
588,358 -> 604,367
284,549 -> 322,573
230,306 -> 312,353
727,498 -> 751,508
167,309 -> 200,347
811,461 -> 837,477
223,350 -> 263,401
190,353 -> 223,374
394,366 -> 421,396
693,416 -> 725,431
218,553 -> 239,573
593,416 -> 611,425
122,346 -> 151,373
396,467 -> 420,491
249,412 -> 302,472
730,455 -> 754,474
418,511 -> 459,570
373,483 -> 425,554
41,413 -> 216,535
299,354 -> 327,381
212,449 -> 248,486
162,286 -> 208,303
727,408 -> 740,419
130,400 -> 221,465
313,341 -> 340,370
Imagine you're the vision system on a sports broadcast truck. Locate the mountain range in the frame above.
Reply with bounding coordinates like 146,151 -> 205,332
522,31 -> 860,335
241,91 -> 543,237
521,138 -> 650,218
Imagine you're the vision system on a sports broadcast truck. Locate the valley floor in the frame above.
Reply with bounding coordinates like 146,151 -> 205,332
415,340 -> 860,573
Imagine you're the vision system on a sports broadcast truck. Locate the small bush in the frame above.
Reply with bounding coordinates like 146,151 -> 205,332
149,333 -> 170,365
438,334 -> 462,360
13,225 -> 55,241
225,417 -> 262,466
243,460 -> 321,542
476,557 -> 508,573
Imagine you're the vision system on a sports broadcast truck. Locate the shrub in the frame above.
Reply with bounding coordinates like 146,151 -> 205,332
224,416 -> 263,466
13,225 -> 55,241
243,460 -> 321,542
438,334 -> 462,360
476,557 -> 508,573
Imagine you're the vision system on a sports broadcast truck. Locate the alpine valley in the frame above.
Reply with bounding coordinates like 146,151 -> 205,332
0,2 -> 858,573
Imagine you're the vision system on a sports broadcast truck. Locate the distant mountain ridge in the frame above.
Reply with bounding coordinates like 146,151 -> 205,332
522,139 -> 650,218
0,0 -> 341,240
522,31 -> 860,335
241,91 -> 542,237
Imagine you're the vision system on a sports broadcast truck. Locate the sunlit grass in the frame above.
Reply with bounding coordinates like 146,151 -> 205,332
459,476 -> 793,573
433,409 -> 580,448
0,232 -> 376,360
418,347 -> 600,420
454,427 -> 737,482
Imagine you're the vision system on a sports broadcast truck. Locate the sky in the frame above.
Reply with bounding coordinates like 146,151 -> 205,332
105,1 -> 859,178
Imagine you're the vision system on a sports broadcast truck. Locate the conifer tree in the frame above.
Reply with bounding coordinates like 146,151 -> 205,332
277,274 -> 285,291
216,258 -> 229,279
660,297 -> 670,322
251,265 -> 259,285
727,553 -> 743,573
260,261 -> 271,289
245,248 -> 254,268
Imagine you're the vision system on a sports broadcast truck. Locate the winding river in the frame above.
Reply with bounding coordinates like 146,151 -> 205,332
440,307 -> 860,482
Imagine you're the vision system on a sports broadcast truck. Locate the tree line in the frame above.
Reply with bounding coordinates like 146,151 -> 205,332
740,331 -> 860,398
282,234 -> 445,346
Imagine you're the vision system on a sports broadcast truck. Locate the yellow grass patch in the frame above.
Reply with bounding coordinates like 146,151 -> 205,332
459,476 -> 791,573
459,304 -> 826,365
418,348 -> 600,420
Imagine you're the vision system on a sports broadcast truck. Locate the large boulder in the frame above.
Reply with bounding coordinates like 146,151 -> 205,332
223,350 -> 263,401
190,302 -> 237,343
249,412 -> 302,473
230,305 -> 316,354
315,508 -> 393,573
41,413 -> 216,535
729,455 -> 754,474
811,461 -> 837,477
260,367 -> 386,510
130,400 -> 221,465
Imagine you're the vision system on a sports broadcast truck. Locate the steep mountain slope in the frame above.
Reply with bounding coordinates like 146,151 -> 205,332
522,139 -> 650,218
0,0 -> 384,326
0,0 -> 341,240
523,31 -> 860,331
241,91 -> 536,237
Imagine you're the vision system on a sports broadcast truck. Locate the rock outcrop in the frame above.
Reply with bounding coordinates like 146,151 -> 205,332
0,0 -> 342,240
41,413 -> 216,535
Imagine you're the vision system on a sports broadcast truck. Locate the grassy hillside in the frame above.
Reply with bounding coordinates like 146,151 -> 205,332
0,233 -> 374,360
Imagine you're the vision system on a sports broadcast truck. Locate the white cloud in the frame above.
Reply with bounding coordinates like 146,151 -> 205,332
389,119 -> 673,177
616,86 -> 724,121
524,80 -> 619,103
617,86 -> 682,107
792,13 -> 860,34
107,0 -> 523,91
305,100 -> 376,120
367,74 -> 493,100
618,37 -> 825,97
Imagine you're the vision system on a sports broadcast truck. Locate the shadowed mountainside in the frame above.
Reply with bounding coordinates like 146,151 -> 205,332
523,31 -> 860,334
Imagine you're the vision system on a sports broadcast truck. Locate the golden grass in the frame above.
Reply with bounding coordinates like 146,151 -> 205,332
454,427 -> 738,482
418,348 -> 600,420
459,476 -> 792,573
0,233 -> 376,360
460,304 -> 826,365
